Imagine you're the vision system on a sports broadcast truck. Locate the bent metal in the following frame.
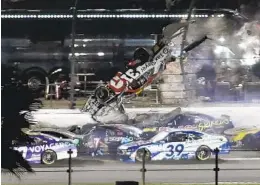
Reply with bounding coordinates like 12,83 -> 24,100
28,142 -> 71,153
136,47 -> 170,74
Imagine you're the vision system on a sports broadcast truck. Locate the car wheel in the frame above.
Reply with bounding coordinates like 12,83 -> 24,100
196,146 -> 211,161
25,72 -> 46,93
41,150 -> 57,165
135,148 -> 151,162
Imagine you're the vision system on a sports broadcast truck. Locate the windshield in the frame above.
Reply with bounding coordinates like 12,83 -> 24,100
150,131 -> 169,143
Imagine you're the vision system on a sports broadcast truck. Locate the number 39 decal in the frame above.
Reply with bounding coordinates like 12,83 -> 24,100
166,144 -> 184,157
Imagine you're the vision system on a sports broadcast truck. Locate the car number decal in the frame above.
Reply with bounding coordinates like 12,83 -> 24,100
166,144 -> 184,157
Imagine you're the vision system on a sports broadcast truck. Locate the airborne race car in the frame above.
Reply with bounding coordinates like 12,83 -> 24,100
84,22 -> 209,123
117,129 -> 231,162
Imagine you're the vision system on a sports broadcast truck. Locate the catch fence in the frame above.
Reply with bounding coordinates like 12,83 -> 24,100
42,71 -> 260,108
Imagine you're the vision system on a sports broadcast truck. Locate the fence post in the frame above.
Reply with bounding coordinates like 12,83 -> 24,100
140,149 -> 147,185
67,149 -> 73,185
213,148 -> 220,185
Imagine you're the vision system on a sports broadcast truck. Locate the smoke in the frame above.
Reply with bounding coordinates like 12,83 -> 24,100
129,108 -> 182,128
180,11 -> 260,84
235,21 -> 260,66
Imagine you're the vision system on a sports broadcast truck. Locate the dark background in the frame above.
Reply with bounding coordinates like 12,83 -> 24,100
1,0 -> 259,96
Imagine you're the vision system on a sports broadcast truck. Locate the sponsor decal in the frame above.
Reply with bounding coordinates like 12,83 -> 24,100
143,127 -> 157,132
158,127 -> 175,131
154,48 -> 170,62
178,125 -> 197,130
109,45 -> 170,92
197,120 -> 230,131
177,120 -> 229,132
106,136 -> 125,142
28,142 -> 71,153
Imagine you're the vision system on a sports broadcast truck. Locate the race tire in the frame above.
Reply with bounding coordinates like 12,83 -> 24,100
195,145 -> 212,161
41,150 -> 57,165
24,72 -> 46,93
135,148 -> 151,163
94,86 -> 110,102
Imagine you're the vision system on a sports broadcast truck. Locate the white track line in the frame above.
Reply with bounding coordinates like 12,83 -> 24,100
164,183 -> 260,184
222,158 -> 260,161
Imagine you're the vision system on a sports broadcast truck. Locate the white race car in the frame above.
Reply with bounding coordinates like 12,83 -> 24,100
14,131 -> 78,165
117,129 -> 231,162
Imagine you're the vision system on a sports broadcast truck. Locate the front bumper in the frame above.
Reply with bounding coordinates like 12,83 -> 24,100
117,149 -> 136,162
117,155 -> 135,162
212,142 -> 231,155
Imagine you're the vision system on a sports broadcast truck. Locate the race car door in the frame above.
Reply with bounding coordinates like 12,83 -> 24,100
162,131 -> 191,160
13,136 -> 46,159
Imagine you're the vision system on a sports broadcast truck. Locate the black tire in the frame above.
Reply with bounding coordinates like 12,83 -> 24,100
135,148 -> 151,163
25,72 -> 46,93
195,145 -> 212,161
94,86 -> 110,102
41,150 -> 57,165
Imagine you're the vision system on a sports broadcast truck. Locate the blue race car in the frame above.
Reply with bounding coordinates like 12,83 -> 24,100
14,132 -> 78,165
117,129 -> 231,162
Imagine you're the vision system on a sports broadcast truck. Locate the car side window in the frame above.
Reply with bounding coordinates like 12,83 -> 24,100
168,115 -> 183,127
183,115 -> 195,123
31,137 -> 44,146
167,132 -> 187,142
186,133 -> 202,140
106,129 -> 116,137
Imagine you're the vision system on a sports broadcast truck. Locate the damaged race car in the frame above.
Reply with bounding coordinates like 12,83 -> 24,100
79,124 -> 145,157
13,132 -> 77,165
224,127 -> 260,150
117,129 -> 231,163
30,127 -> 88,154
136,108 -> 234,139
84,21 -> 210,123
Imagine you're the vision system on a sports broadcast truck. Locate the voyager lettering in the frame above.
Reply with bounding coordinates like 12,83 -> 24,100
28,142 -> 71,153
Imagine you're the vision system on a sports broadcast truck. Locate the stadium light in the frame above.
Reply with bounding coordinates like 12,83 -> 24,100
1,13 -> 224,19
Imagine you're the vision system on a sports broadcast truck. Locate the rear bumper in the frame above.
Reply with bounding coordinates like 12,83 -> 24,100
57,149 -> 78,160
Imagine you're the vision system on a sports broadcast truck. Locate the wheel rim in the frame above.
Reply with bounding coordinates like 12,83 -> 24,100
136,150 -> 150,162
28,77 -> 42,90
197,149 -> 210,160
42,152 -> 55,164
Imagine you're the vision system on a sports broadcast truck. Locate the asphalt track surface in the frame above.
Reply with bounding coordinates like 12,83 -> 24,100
2,151 -> 260,184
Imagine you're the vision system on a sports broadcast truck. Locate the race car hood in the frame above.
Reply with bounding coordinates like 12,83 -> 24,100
118,140 -> 153,150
